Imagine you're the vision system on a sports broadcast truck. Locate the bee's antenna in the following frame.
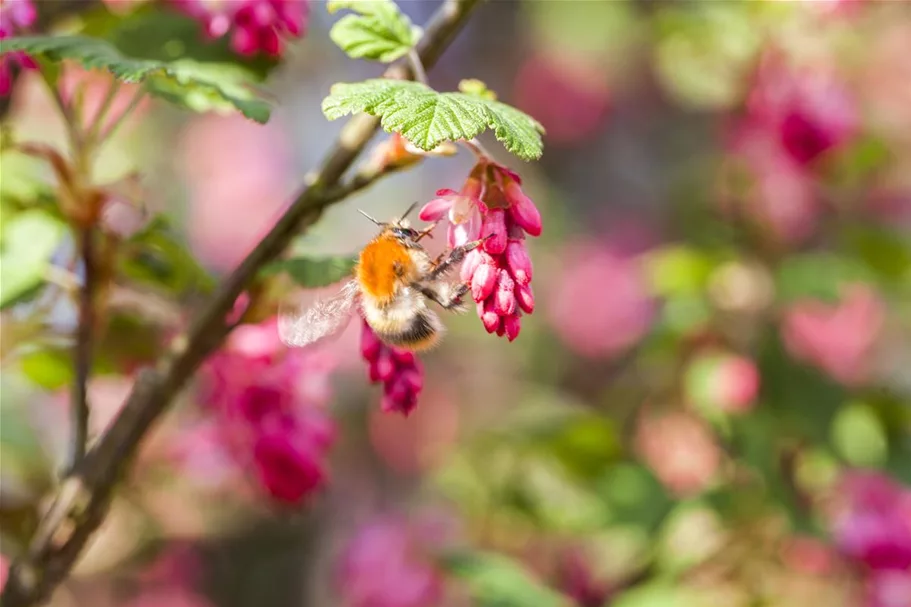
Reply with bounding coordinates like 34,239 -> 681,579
399,201 -> 419,223
358,209 -> 384,226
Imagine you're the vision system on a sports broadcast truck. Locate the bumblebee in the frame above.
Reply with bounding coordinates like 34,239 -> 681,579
278,204 -> 486,351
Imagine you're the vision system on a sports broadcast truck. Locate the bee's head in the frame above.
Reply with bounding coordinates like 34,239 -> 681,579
358,203 -> 426,243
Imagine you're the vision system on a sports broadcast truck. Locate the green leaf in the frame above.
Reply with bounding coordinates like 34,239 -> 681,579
79,5 -> 280,81
19,349 -> 73,391
118,216 -> 216,296
322,79 -> 545,161
262,256 -> 358,288
0,210 -> 65,309
0,35 -> 271,123
328,0 -> 421,63
440,550 -> 569,607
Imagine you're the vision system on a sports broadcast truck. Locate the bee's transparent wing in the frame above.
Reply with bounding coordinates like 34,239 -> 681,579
278,280 -> 359,348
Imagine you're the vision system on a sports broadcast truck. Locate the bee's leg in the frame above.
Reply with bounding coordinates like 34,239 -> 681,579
426,235 -> 493,281
414,282 -> 469,311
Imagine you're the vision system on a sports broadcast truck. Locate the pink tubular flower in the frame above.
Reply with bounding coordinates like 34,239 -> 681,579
171,0 -> 307,57
782,284 -> 885,386
866,570 -> 911,607
198,317 -> 336,505
337,518 -> 443,607
0,0 -> 38,96
361,320 -> 424,416
420,160 -> 542,342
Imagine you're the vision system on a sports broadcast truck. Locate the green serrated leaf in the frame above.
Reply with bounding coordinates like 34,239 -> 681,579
322,79 -> 544,161
0,210 -> 65,309
262,256 -> 358,288
329,0 -> 421,63
440,550 -> 569,607
0,35 -> 271,123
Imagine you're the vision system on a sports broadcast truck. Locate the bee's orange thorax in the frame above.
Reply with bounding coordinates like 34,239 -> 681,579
357,235 -> 414,303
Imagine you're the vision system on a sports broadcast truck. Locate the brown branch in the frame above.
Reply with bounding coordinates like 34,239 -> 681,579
67,227 -> 95,469
0,1 -> 483,605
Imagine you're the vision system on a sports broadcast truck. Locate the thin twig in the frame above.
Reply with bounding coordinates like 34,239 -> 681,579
0,2 -> 483,605
68,227 -> 95,470
84,79 -> 121,150
460,137 -> 492,160
95,88 -> 145,145
408,48 -> 429,85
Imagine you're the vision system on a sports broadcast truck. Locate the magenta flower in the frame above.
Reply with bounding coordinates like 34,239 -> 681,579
198,317 -> 337,505
782,284 -> 885,386
746,52 -> 859,167
337,518 -> 443,607
361,320 -> 424,416
866,570 -> 911,607
420,160 -> 541,342
547,241 -> 655,359
171,0 -> 307,57
832,471 -> 911,573
0,0 -> 38,96
557,548 -> 611,607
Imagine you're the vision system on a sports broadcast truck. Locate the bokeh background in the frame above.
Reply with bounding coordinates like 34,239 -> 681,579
2,1 -> 911,606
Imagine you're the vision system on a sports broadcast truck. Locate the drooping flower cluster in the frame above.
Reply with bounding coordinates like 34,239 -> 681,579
337,518 -> 444,607
0,0 -> 37,96
361,320 -> 424,417
831,471 -> 911,607
420,160 -> 541,341
171,0 -> 307,57
199,317 -> 336,504
782,284 -> 885,386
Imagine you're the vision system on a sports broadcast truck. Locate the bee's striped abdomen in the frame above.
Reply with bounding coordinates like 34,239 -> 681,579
372,309 -> 443,352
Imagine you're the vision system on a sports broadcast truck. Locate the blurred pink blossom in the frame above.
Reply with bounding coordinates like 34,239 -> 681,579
199,317 -> 337,504
635,410 -> 721,497
556,548 -> 611,607
782,285 -> 885,386
513,53 -> 611,145
866,569 -> 911,607
125,588 -> 215,607
746,53 -> 858,167
547,240 -> 655,359
0,0 -> 37,96
337,518 -> 443,607
361,320 -> 424,416
178,114 -> 293,270
421,161 -> 541,341
685,350 -> 760,415
724,119 -> 822,245
171,0 -> 307,57
832,471 -> 911,572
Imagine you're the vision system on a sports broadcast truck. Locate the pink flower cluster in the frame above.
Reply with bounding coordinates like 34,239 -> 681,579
420,161 -> 541,342
0,0 -> 37,96
337,518 -> 443,607
171,0 -> 307,57
199,317 -> 336,504
831,471 -> 911,607
782,284 -> 884,386
361,320 -> 424,417
723,52 -> 859,244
